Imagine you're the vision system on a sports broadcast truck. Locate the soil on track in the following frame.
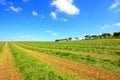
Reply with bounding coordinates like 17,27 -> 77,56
18,44 -> 120,59
13,43 -> 120,80
0,42 -> 22,80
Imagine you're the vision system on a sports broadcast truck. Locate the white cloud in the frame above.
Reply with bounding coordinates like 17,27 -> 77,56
109,0 -> 120,9
52,33 -> 58,36
0,0 -> 13,6
99,24 -> 111,30
23,0 -> 29,3
114,8 -> 120,12
51,0 -> 79,15
51,12 -> 57,19
61,18 -> 68,22
40,14 -> 45,18
9,6 -> 22,12
115,22 -> 120,26
0,0 -> 6,5
101,26 -> 106,30
19,35 -> 31,39
99,22 -> 120,30
0,1 -> 22,12
32,11 -> 38,16
46,30 -> 58,36
46,30 -> 53,33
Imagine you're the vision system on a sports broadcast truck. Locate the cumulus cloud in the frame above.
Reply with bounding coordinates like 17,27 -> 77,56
101,25 -> 109,30
40,14 -> 45,18
52,33 -> 58,36
99,22 -> 120,30
100,25 -> 110,30
51,0 -> 79,15
0,0 -> 23,13
61,18 -> 68,22
115,22 -> 120,26
0,0 -> 13,6
0,0 -> 6,5
19,35 -> 31,39
109,0 -> 120,9
51,12 -> 57,19
9,6 -> 22,12
114,8 -> 120,12
23,0 -> 29,3
32,11 -> 38,16
46,30 -> 53,33
46,30 -> 58,36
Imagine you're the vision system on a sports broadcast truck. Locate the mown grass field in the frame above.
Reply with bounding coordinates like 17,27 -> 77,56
0,42 -> 5,51
0,39 -> 120,80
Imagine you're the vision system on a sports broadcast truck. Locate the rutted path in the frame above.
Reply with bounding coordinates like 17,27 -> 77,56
17,43 -> 120,59
12,43 -> 120,80
0,42 -> 22,80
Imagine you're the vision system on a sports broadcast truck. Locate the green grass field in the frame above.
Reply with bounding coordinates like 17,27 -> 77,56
15,39 -> 120,56
13,39 -> 120,73
0,42 -> 5,52
9,43 -> 80,80
0,39 -> 120,80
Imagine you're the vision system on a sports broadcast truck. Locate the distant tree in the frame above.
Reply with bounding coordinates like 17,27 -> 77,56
98,35 -> 102,39
55,39 -> 59,42
101,33 -> 111,38
85,35 -> 91,40
91,35 -> 98,39
68,37 -> 72,40
55,39 -> 68,42
75,37 -> 79,40
113,32 -> 120,38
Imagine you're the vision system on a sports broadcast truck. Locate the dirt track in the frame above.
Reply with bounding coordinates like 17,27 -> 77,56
0,43 -> 22,80
12,43 -> 120,80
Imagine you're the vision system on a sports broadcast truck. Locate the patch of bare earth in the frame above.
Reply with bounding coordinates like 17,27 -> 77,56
19,44 -> 120,59
0,42 -> 22,80
13,43 -> 120,80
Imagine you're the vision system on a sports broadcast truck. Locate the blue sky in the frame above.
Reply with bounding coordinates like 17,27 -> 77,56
0,0 -> 120,41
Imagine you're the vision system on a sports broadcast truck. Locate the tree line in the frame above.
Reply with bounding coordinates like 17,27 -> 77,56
85,32 -> 120,40
55,32 -> 120,42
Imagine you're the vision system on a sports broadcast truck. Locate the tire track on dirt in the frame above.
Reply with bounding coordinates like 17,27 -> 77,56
0,42 -> 22,80
18,43 -> 120,59
12,43 -> 120,80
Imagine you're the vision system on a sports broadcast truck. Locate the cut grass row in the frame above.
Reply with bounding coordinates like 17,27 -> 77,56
13,43 -> 120,73
0,43 -> 21,80
16,43 -> 120,59
9,43 -> 80,80
0,42 -> 6,65
11,42 -> 120,80
0,42 -> 5,52
15,39 -> 120,56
